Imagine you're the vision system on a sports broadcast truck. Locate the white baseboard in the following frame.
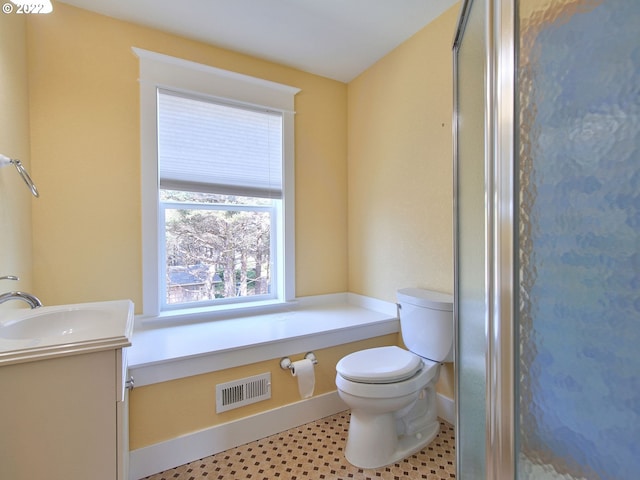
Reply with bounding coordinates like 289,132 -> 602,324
129,391 -> 348,480
437,392 -> 456,426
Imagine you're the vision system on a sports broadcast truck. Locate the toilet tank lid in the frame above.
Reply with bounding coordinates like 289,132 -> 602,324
397,288 -> 453,311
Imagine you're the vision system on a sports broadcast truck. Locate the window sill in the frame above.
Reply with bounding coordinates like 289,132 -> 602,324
128,293 -> 398,387
143,298 -> 295,326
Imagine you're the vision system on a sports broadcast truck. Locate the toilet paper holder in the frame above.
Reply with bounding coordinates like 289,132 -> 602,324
280,352 -> 318,371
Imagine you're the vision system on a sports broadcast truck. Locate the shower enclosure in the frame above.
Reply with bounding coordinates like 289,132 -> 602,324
454,0 -> 639,478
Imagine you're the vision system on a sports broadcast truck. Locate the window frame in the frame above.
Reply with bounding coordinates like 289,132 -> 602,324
134,48 -> 299,319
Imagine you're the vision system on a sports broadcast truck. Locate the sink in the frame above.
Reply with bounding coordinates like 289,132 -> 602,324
0,308 -> 113,340
0,300 -> 134,365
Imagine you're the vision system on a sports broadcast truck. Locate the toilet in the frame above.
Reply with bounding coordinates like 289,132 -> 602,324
335,288 -> 453,469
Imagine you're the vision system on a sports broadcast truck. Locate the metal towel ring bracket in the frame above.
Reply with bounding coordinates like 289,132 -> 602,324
0,154 -> 40,197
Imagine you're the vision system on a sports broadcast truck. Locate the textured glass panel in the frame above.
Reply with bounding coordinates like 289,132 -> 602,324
517,0 -> 640,479
455,0 -> 488,477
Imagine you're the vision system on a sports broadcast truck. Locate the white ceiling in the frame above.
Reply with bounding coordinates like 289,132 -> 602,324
58,0 -> 457,83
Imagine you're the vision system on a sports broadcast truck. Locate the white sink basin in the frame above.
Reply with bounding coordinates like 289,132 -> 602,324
0,300 -> 134,365
0,307 -> 113,340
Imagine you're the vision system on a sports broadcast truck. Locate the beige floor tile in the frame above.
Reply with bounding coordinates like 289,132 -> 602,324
143,411 -> 455,480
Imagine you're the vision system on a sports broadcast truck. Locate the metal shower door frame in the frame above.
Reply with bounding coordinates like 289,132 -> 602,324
453,0 -> 517,478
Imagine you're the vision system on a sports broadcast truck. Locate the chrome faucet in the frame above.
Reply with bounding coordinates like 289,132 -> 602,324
0,276 -> 43,309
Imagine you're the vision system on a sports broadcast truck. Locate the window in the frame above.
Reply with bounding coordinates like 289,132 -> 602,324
134,48 -> 299,318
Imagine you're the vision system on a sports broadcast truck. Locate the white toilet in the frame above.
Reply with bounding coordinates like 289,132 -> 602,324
335,288 -> 453,469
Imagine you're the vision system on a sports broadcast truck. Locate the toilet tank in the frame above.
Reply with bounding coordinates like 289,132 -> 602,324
397,288 -> 454,362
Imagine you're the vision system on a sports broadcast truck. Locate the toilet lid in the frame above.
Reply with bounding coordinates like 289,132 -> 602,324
336,346 -> 422,384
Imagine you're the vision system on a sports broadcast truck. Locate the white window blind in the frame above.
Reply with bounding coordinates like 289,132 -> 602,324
158,89 -> 284,198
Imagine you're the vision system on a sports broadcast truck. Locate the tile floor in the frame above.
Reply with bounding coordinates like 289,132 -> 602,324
142,411 -> 456,480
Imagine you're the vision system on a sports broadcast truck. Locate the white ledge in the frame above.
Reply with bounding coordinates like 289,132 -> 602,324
128,293 -> 398,386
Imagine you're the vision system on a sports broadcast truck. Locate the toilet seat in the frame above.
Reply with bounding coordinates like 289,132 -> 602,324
336,346 -> 423,384
336,359 -> 438,399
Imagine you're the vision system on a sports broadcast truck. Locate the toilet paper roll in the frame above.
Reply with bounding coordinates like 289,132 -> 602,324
291,358 -> 315,399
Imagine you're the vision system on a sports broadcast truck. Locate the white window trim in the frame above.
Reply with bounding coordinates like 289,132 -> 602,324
134,47 -> 300,319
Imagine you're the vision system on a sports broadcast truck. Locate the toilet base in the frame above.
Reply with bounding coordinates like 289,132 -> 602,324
344,409 -> 440,469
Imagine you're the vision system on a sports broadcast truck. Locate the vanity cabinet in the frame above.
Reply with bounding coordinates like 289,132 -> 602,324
0,347 -> 129,480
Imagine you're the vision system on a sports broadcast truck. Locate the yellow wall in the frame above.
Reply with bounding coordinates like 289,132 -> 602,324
26,2 -> 348,308
347,5 -> 459,398
0,13 -> 33,307
24,2 -> 459,311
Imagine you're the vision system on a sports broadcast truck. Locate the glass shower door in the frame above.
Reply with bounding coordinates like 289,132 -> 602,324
455,0 -> 639,478
453,0 -> 490,477
516,0 -> 640,478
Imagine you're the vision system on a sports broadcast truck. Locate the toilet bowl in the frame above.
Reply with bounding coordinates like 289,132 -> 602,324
335,289 -> 453,469
336,346 -> 441,468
